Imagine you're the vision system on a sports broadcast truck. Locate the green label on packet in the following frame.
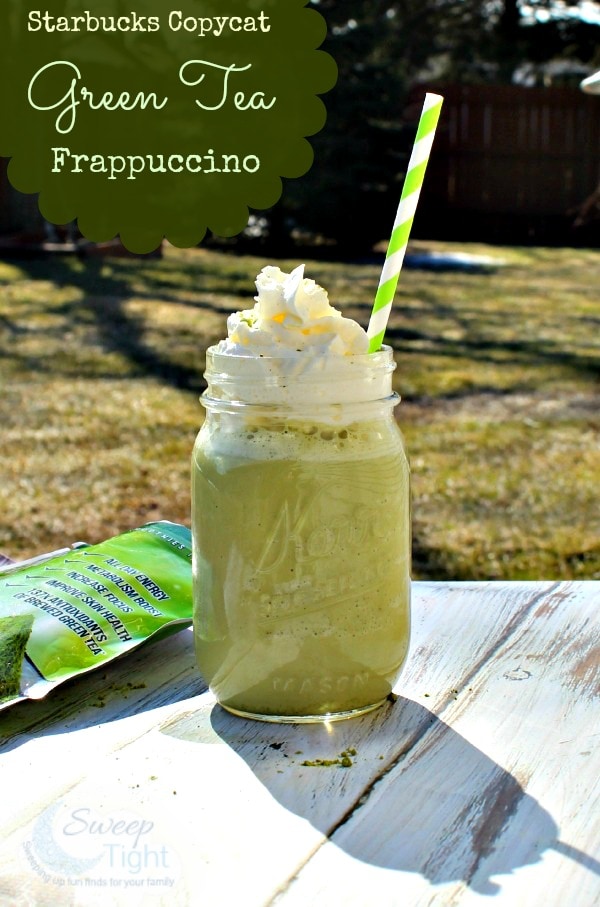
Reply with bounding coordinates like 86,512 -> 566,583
0,522 -> 192,684
0,0 -> 337,252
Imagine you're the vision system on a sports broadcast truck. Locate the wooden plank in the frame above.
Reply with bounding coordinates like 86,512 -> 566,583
0,627 -> 206,843
277,582 -> 600,906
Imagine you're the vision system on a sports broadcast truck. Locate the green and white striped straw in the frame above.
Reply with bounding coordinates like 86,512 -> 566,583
367,92 -> 444,353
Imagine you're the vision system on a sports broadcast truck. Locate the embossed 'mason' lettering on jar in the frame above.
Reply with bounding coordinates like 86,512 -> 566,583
271,671 -> 373,697
191,346 -> 411,723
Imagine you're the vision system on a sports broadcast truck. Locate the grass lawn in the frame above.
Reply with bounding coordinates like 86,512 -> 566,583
0,240 -> 598,580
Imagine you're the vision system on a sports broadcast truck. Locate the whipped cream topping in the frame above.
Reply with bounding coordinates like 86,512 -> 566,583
216,265 -> 369,357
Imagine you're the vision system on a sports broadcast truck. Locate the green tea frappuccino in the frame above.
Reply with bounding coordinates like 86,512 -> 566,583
192,266 -> 411,722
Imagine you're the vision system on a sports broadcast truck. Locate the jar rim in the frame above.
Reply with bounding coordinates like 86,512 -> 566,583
201,392 -> 400,411
205,343 -> 395,365
203,344 -> 397,405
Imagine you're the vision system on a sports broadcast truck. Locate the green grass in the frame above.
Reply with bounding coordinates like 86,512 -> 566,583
0,240 -> 598,579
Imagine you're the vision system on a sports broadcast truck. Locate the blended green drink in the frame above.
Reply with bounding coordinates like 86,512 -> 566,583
192,266 -> 411,722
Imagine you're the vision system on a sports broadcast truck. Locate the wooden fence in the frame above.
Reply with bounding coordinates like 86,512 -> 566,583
413,83 -> 600,245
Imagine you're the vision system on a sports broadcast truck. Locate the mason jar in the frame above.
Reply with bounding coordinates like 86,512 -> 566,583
191,345 -> 411,722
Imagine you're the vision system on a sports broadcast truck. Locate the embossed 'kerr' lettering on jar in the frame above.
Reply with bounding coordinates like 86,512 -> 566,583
191,344 -> 411,723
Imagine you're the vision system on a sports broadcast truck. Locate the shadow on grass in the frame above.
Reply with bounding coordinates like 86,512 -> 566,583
4,252 -> 600,395
84,293 -> 203,392
3,254 -> 249,392
355,284 -> 600,384
384,325 -> 600,383
0,252 -> 256,306
412,534 -> 467,582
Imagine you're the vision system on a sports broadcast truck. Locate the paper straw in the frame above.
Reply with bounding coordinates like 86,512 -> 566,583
367,92 -> 444,353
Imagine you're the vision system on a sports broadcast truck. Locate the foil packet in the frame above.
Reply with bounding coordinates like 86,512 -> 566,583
0,521 -> 192,711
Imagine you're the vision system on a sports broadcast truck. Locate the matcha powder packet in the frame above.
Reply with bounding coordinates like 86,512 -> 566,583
0,521 -> 192,711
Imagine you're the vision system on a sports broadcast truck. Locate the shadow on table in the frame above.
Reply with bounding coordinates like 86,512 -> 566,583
0,628 -> 205,753
163,696 -> 599,896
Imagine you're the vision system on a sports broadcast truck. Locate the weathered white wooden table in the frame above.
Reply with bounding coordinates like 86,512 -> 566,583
0,581 -> 598,906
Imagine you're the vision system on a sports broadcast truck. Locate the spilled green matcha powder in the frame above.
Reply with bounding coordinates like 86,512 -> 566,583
0,614 -> 34,702
301,748 -> 357,768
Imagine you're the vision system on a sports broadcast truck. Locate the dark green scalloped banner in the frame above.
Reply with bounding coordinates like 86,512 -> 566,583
0,1 -> 337,252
